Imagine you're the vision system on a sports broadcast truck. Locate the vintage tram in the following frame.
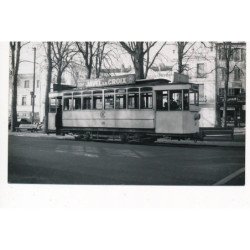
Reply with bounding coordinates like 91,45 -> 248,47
48,73 -> 200,142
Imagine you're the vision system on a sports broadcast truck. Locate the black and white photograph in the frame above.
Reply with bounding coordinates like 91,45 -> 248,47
1,1 -> 250,250
7,41 -> 246,185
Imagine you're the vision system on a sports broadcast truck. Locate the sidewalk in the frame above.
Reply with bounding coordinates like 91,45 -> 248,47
157,137 -> 245,147
9,131 -> 245,147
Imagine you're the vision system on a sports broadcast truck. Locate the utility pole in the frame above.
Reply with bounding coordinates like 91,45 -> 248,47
31,47 -> 36,123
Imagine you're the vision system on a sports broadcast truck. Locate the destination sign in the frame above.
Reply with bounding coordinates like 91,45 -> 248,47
78,74 -> 136,88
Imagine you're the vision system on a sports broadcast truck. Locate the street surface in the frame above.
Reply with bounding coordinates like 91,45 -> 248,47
8,135 -> 245,185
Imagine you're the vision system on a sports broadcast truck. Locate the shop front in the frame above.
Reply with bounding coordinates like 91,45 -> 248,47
218,94 -> 245,127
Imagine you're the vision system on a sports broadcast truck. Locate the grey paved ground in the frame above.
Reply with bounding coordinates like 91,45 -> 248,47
8,135 -> 245,185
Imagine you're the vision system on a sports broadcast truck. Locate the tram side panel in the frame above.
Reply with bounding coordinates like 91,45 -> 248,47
182,111 -> 199,134
155,111 -> 199,135
62,110 -> 155,130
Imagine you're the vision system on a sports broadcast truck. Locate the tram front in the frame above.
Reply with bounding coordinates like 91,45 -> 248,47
155,82 -> 200,140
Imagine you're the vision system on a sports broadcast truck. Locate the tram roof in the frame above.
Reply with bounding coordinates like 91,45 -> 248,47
85,78 -> 193,89
136,79 -> 195,85
50,78 -> 197,95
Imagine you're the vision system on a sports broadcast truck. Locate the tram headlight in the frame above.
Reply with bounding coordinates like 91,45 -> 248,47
194,113 -> 201,120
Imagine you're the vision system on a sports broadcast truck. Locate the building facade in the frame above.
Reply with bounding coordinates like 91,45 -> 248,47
9,73 -> 44,122
216,42 -> 246,127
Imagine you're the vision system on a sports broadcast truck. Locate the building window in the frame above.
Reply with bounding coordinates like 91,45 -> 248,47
233,49 -> 241,61
219,88 -> 224,96
228,88 -> 241,96
228,88 -> 235,96
234,68 -> 241,80
241,49 -> 246,61
24,80 -> 29,88
221,68 -> 226,81
37,80 -> 40,88
218,48 -> 226,60
22,96 -> 27,106
197,63 -> 205,78
199,84 -> 205,101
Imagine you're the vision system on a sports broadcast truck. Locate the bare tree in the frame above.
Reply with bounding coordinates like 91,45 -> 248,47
176,42 -> 196,74
10,42 -> 21,132
95,42 -> 107,78
43,42 -> 53,133
120,42 -> 166,79
76,42 -> 95,79
51,42 -> 76,85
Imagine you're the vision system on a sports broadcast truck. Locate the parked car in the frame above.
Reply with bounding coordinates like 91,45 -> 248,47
9,118 -> 31,130
17,118 -> 32,126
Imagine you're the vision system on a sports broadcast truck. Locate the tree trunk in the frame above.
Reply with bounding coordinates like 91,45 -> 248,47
216,95 -> 222,127
10,42 -> 21,132
11,72 -> 18,132
223,71 -> 229,128
178,45 -> 183,73
44,42 -> 53,133
56,70 -> 62,85
134,43 -> 144,79
86,66 -> 92,79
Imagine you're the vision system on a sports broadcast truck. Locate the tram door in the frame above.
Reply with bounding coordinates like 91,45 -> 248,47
155,90 -> 180,134
55,97 -> 62,134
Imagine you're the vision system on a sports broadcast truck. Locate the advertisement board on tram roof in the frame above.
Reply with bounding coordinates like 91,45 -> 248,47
77,74 -> 136,88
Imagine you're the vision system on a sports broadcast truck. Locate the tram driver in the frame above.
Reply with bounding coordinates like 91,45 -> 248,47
170,98 -> 178,110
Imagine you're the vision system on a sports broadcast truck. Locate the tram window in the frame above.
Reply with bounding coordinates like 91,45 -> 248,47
190,92 -> 198,106
141,92 -> 153,109
128,93 -> 139,109
115,89 -> 126,109
170,90 -> 182,111
93,95 -> 103,109
128,88 -> 139,109
156,90 -> 168,111
49,98 -> 57,113
82,96 -> 92,109
183,90 -> 189,110
105,95 -> 114,109
73,97 -> 81,110
115,94 -> 126,109
104,90 -> 114,109
63,97 -> 72,111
